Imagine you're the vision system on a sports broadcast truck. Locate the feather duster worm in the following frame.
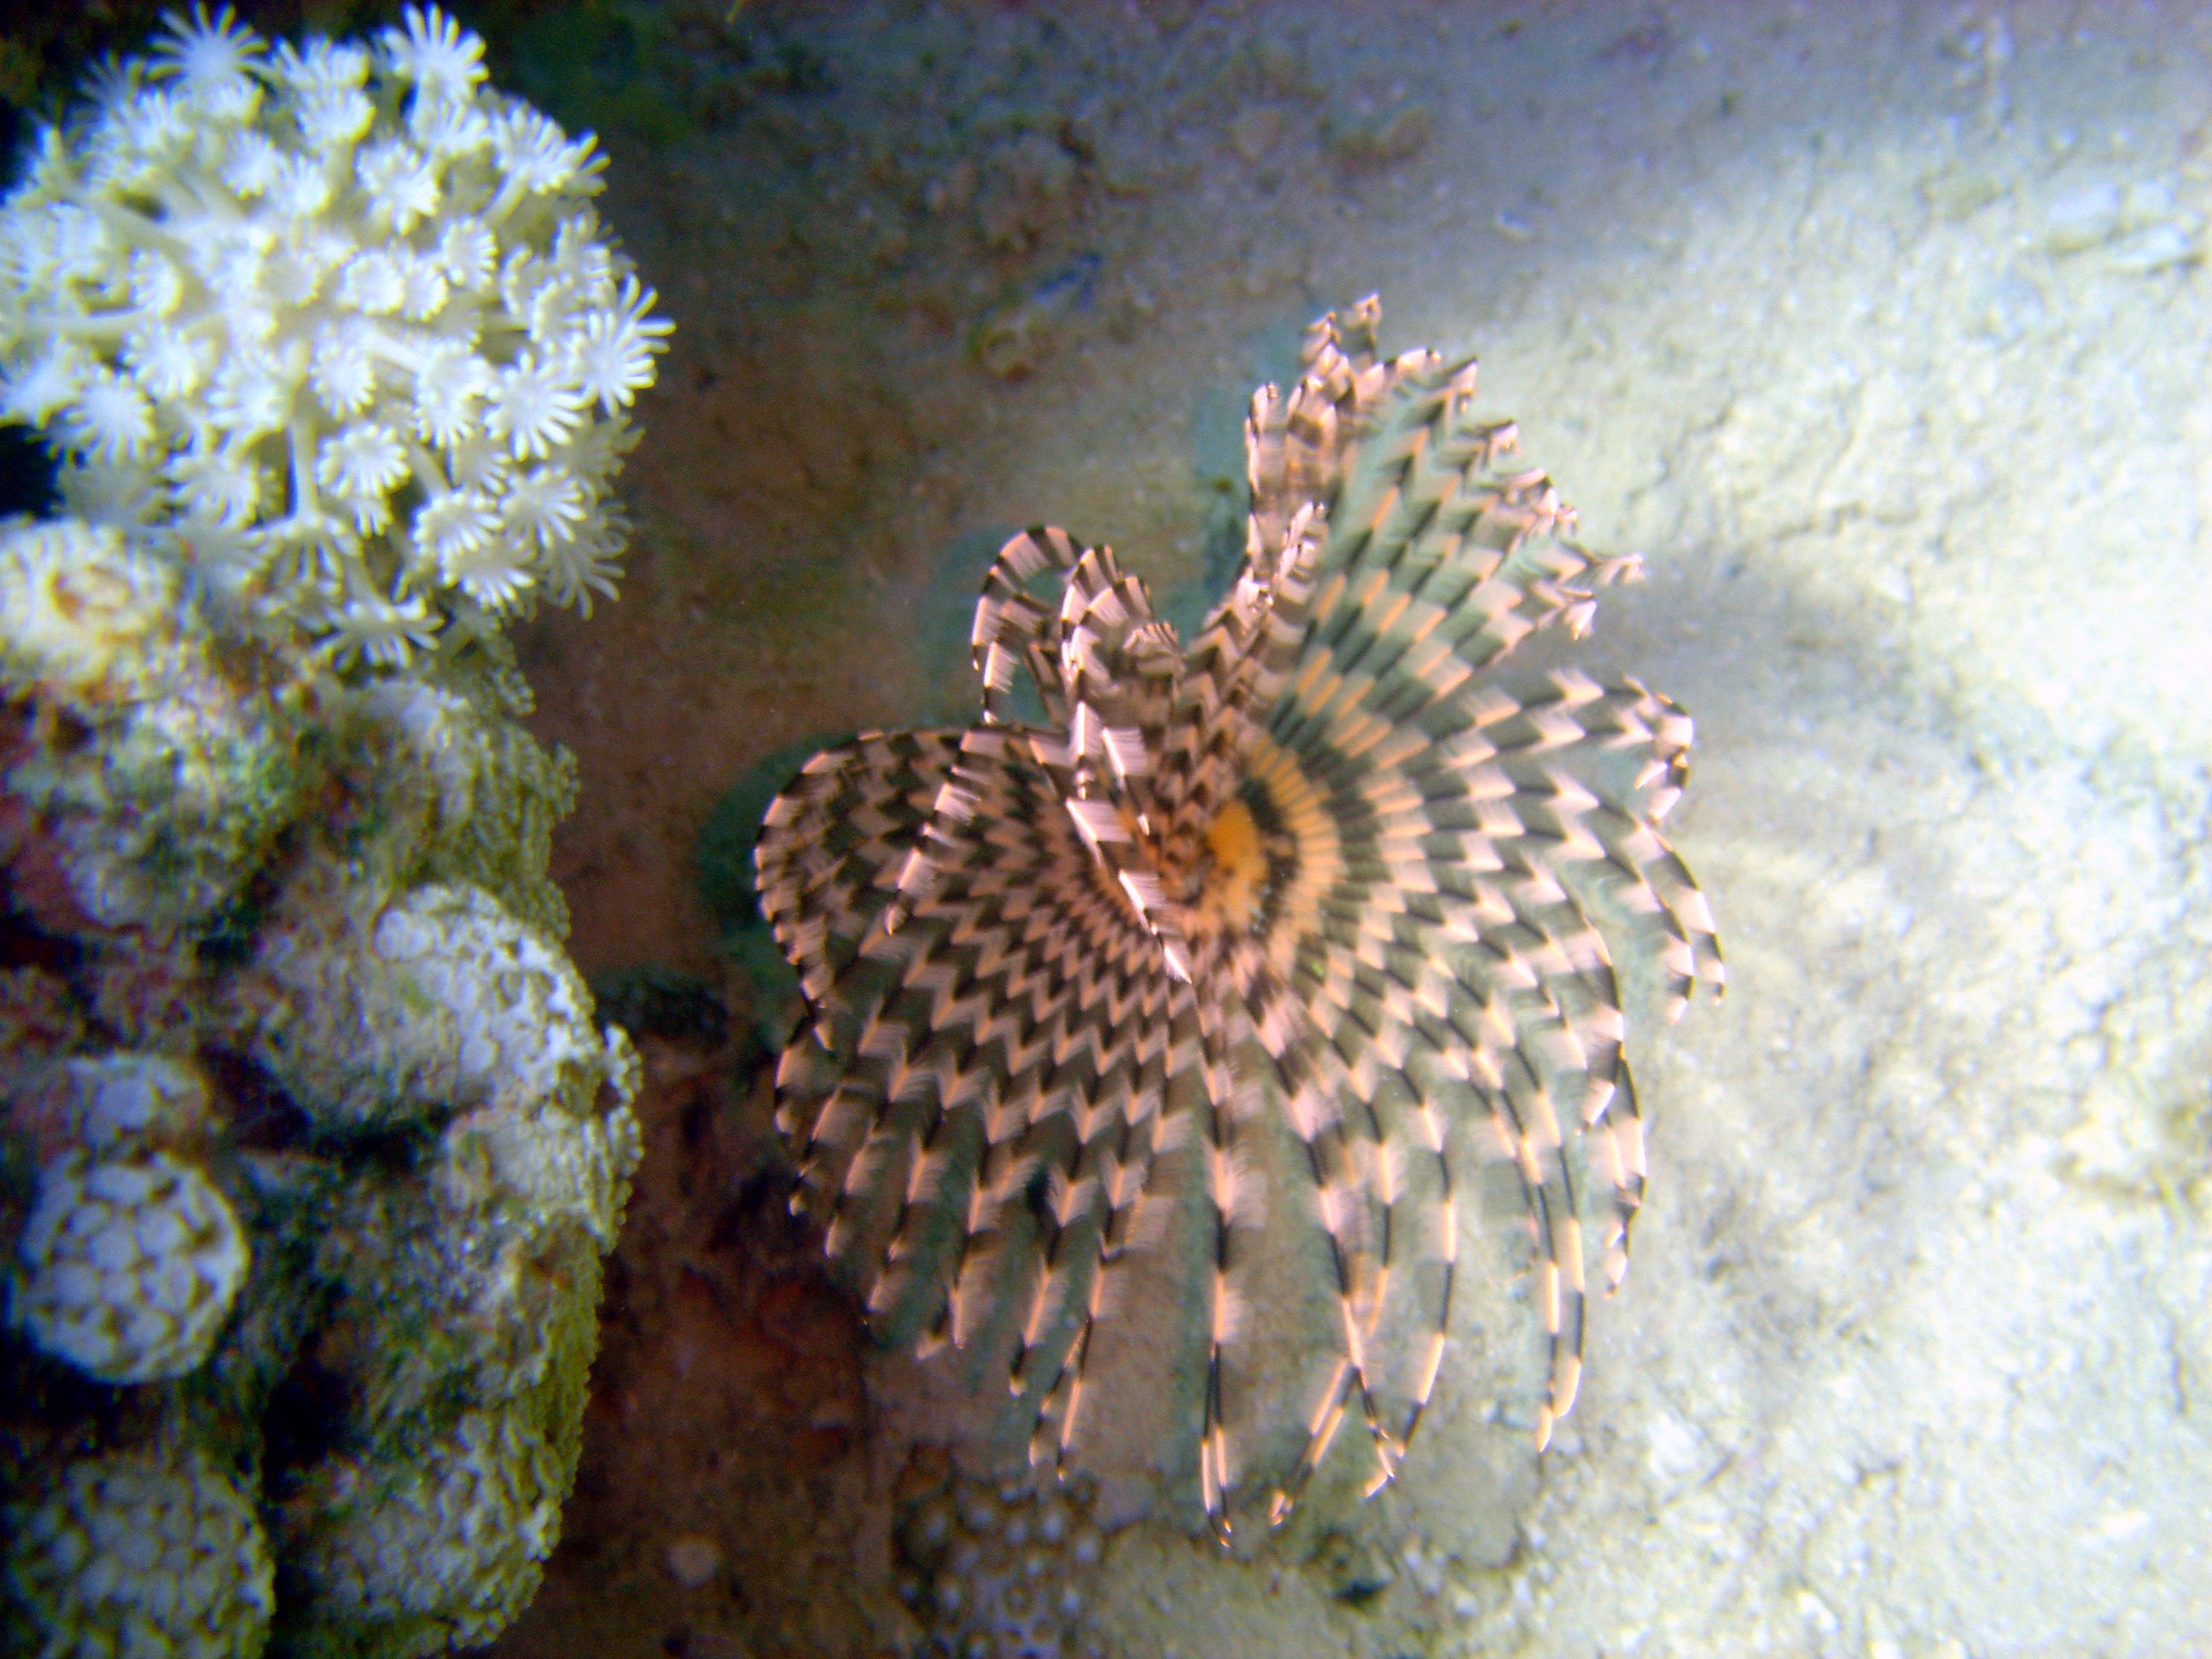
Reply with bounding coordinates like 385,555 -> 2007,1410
756,300 -> 1722,1538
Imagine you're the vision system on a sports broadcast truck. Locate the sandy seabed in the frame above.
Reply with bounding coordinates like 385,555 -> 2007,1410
492,3 -> 2212,1655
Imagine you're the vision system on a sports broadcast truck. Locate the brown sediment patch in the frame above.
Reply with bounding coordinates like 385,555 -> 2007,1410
515,282 -> 963,981
492,1031 -> 899,1659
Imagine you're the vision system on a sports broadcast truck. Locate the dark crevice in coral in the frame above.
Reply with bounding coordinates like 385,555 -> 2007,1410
259,1342 -> 359,1499
0,426 -> 55,520
191,873 -> 281,972
200,1048 -> 315,1155
0,899 -> 79,982
0,1341 -> 130,1442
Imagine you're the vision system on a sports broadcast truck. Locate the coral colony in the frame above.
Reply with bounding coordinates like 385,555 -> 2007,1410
0,9 -> 663,1657
0,2 -> 667,665
760,300 -> 1722,1543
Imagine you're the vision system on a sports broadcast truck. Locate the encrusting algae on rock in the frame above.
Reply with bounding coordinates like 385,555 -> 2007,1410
0,8 -> 668,1657
759,299 -> 1722,1554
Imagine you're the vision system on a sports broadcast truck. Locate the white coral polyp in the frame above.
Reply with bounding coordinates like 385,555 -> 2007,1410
67,369 -> 156,462
0,3 -> 670,665
485,349 -> 584,460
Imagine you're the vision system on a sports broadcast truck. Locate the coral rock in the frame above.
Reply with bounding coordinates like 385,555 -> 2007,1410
0,10 -> 660,1655
243,877 -> 621,1135
0,516 -> 311,934
284,1406 -> 569,1658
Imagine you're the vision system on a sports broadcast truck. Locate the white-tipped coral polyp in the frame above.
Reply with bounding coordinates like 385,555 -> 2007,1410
0,5 -> 670,667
